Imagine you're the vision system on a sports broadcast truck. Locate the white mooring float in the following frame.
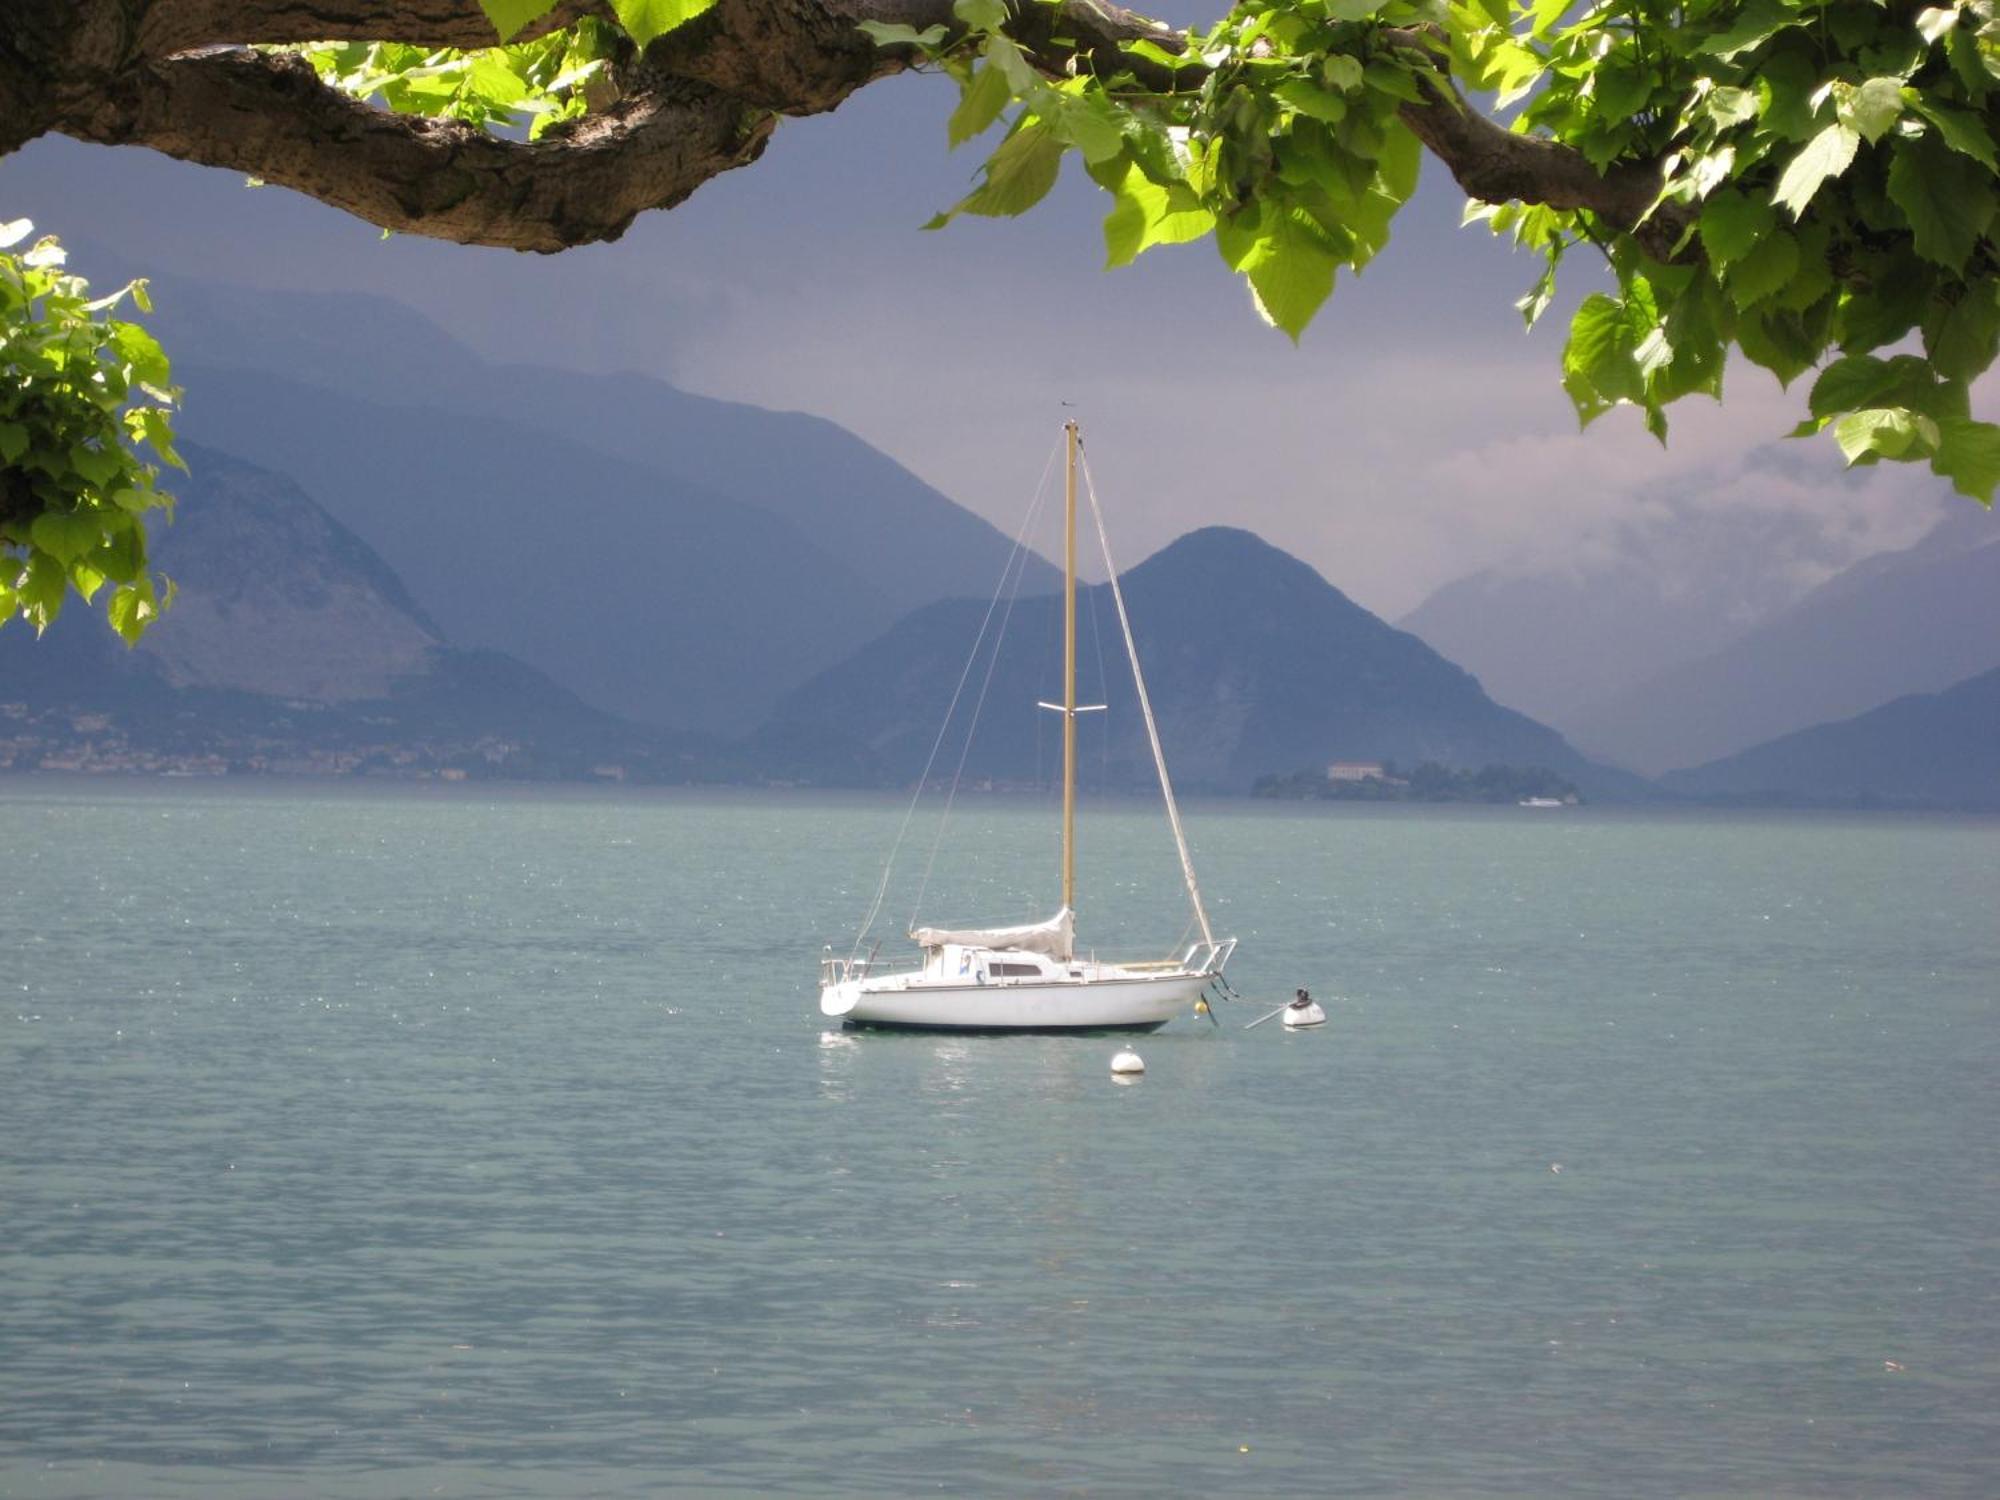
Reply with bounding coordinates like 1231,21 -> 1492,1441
1281,1000 -> 1327,1029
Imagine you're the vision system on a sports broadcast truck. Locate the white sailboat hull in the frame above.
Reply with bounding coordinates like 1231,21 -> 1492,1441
823,968 -> 1212,1032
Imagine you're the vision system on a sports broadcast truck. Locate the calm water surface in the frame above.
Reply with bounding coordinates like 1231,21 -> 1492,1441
1,780 -> 1995,1497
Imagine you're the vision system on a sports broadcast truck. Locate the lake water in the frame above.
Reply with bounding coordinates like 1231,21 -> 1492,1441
2,780 -> 1995,1497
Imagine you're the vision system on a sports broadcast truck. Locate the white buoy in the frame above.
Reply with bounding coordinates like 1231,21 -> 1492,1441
1281,1001 -> 1327,1029
1110,1049 -> 1145,1075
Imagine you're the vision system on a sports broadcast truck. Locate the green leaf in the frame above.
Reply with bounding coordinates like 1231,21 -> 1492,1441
1219,207 -> 1340,341
477,0 -> 558,42
936,123 -> 1066,224
67,443 -> 121,490
107,581 -> 157,644
1701,85 -> 1759,131
110,321 -> 171,388
1737,307 -> 1822,386
1928,284 -> 2000,383
948,63 -> 1012,147
1323,55 -> 1365,92
1699,188 -> 1775,266
1275,78 -> 1347,123
30,510 -> 101,565
1727,228 -> 1799,307
856,20 -> 949,48
131,407 -> 186,470
1916,6 -> 1960,45
1055,94 -> 1125,166
1886,134 -> 1996,269
1702,0 -> 1793,58
1776,220 -> 1833,312
1563,293 -> 1645,418
18,551 -> 67,634
1834,407 -> 1934,463
1907,97 -> 1998,171
0,420 -> 26,465
1838,78 -> 1904,144
1772,124 -> 1860,218
608,0 -> 717,46
1101,163 -> 1213,268
1809,354 -> 1918,417
1931,416 -> 2000,500
953,0 -> 1006,30
1528,0 -> 1568,36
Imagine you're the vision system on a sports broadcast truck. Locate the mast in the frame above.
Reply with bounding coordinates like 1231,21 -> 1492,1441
1062,419 -> 1078,915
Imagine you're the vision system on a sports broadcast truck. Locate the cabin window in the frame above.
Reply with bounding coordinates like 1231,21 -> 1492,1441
989,962 -> 1041,977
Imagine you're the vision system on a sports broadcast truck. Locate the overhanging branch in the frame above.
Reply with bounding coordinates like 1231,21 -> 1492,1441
21,0 -> 1685,256
135,0 -> 604,55
73,48 -> 774,251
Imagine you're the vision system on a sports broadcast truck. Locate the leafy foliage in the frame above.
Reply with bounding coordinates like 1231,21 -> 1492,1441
298,20 -> 620,139
14,0 -> 2000,642
301,0 -> 724,136
876,0 -> 2000,500
0,222 -> 180,642
911,0 -> 1438,341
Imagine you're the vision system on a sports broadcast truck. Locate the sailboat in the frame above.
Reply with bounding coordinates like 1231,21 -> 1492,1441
818,421 -> 1236,1032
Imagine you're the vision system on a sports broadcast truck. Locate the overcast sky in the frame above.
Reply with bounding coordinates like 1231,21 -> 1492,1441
0,32 -> 1970,617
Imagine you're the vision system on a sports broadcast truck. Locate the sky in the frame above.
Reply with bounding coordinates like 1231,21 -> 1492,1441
0,28 -> 1971,619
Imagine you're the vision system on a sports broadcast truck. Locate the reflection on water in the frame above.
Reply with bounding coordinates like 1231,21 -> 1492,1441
1,784 -> 1995,1498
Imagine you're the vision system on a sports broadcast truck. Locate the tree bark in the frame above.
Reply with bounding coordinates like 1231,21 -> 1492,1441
3,0 -> 1674,254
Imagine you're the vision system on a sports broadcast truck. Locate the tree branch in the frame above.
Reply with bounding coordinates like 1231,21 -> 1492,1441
134,0 -> 603,55
66,48 -> 774,252
20,0 -> 1687,258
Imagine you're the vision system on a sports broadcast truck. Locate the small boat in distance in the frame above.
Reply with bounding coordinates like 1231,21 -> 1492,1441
819,422 -> 1235,1032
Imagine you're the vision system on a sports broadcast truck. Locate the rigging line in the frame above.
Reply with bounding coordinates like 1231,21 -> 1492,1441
912,440 -> 1064,928
1078,445 -> 1216,951
848,436 -> 1063,963
1084,562 -> 1112,789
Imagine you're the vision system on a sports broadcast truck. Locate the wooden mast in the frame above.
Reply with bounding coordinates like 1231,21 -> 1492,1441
1062,419 -> 1078,917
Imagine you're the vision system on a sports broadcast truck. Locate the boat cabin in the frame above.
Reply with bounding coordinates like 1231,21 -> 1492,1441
921,944 -> 1076,985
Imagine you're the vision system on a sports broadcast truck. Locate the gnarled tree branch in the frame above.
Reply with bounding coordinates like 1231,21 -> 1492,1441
135,0 -> 604,55
10,0 -> 1682,256
74,48 -> 775,252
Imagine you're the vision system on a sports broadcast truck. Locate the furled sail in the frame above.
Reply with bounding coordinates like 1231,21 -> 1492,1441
910,907 -> 1074,961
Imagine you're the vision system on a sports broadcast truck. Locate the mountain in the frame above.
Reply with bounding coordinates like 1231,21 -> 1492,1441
0,446 -> 711,779
70,257 -> 1053,733
1561,505 -> 2000,773
171,362 -> 898,735
1396,453 -> 1953,736
1661,665 -> 2000,810
760,527 -> 1643,796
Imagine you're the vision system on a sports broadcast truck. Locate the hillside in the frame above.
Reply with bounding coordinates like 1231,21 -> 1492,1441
761,527 -> 1641,796
0,447 -> 712,779
1564,506 -> 2000,773
1661,665 -> 2000,810
75,259 -> 1053,733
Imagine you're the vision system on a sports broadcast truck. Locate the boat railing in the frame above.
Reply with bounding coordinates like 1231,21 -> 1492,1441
1181,936 -> 1237,974
820,947 -> 925,988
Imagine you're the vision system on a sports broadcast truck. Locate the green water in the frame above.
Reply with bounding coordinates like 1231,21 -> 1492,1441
2,781 -> 1995,1497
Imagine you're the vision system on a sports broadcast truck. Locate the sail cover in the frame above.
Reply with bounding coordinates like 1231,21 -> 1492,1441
911,907 -> 1074,961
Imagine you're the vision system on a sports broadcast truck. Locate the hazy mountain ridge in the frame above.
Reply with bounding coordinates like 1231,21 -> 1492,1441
174,362 -> 897,733
77,256 -> 1055,734
764,527 -> 1644,797
1661,664 -> 2000,810
1397,454 -> 1955,737
1564,507 -> 2000,773
0,448 -> 719,778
